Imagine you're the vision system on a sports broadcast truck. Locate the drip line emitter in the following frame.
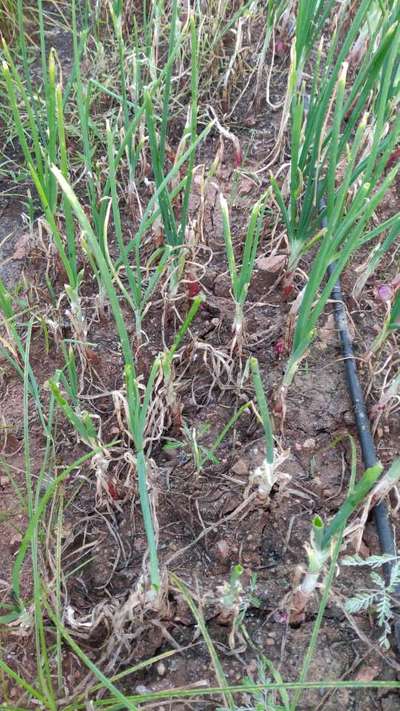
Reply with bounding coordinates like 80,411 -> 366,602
320,198 -> 400,653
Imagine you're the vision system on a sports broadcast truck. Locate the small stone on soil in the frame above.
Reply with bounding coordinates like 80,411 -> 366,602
214,539 -> 232,561
157,662 -> 166,676
232,458 -> 249,476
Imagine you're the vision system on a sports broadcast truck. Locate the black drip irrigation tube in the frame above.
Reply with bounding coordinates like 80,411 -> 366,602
320,201 -> 400,654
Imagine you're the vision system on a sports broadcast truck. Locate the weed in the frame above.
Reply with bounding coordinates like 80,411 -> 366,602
343,553 -> 400,648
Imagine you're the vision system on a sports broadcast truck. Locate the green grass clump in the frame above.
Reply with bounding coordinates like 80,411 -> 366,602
0,0 -> 18,38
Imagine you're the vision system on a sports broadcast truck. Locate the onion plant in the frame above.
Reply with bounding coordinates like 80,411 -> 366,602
295,456 -> 400,619
108,0 -> 137,177
51,164 -> 203,590
144,3 -> 200,250
272,0 -> 399,270
2,35 -> 210,341
220,191 -> 267,351
145,89 -> 179,248
2,41 -> 58,214
353,215 -> 400,297
288,434 -> 358,710
294,461 -> 385,612
4,0 -> 197,262
269,0 -> 337,167
70,0 -> 101,236
2,44 -> 80,293
248,357 -> 280,499
294,0 -> 336,66
102,111 -> 211,340
105,118 -> 172,340
10,0 -> 55,140
2,42 -> 89,374
280,24 -> 400,392
372,290 -> 400,353
253,0 -> 289,110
